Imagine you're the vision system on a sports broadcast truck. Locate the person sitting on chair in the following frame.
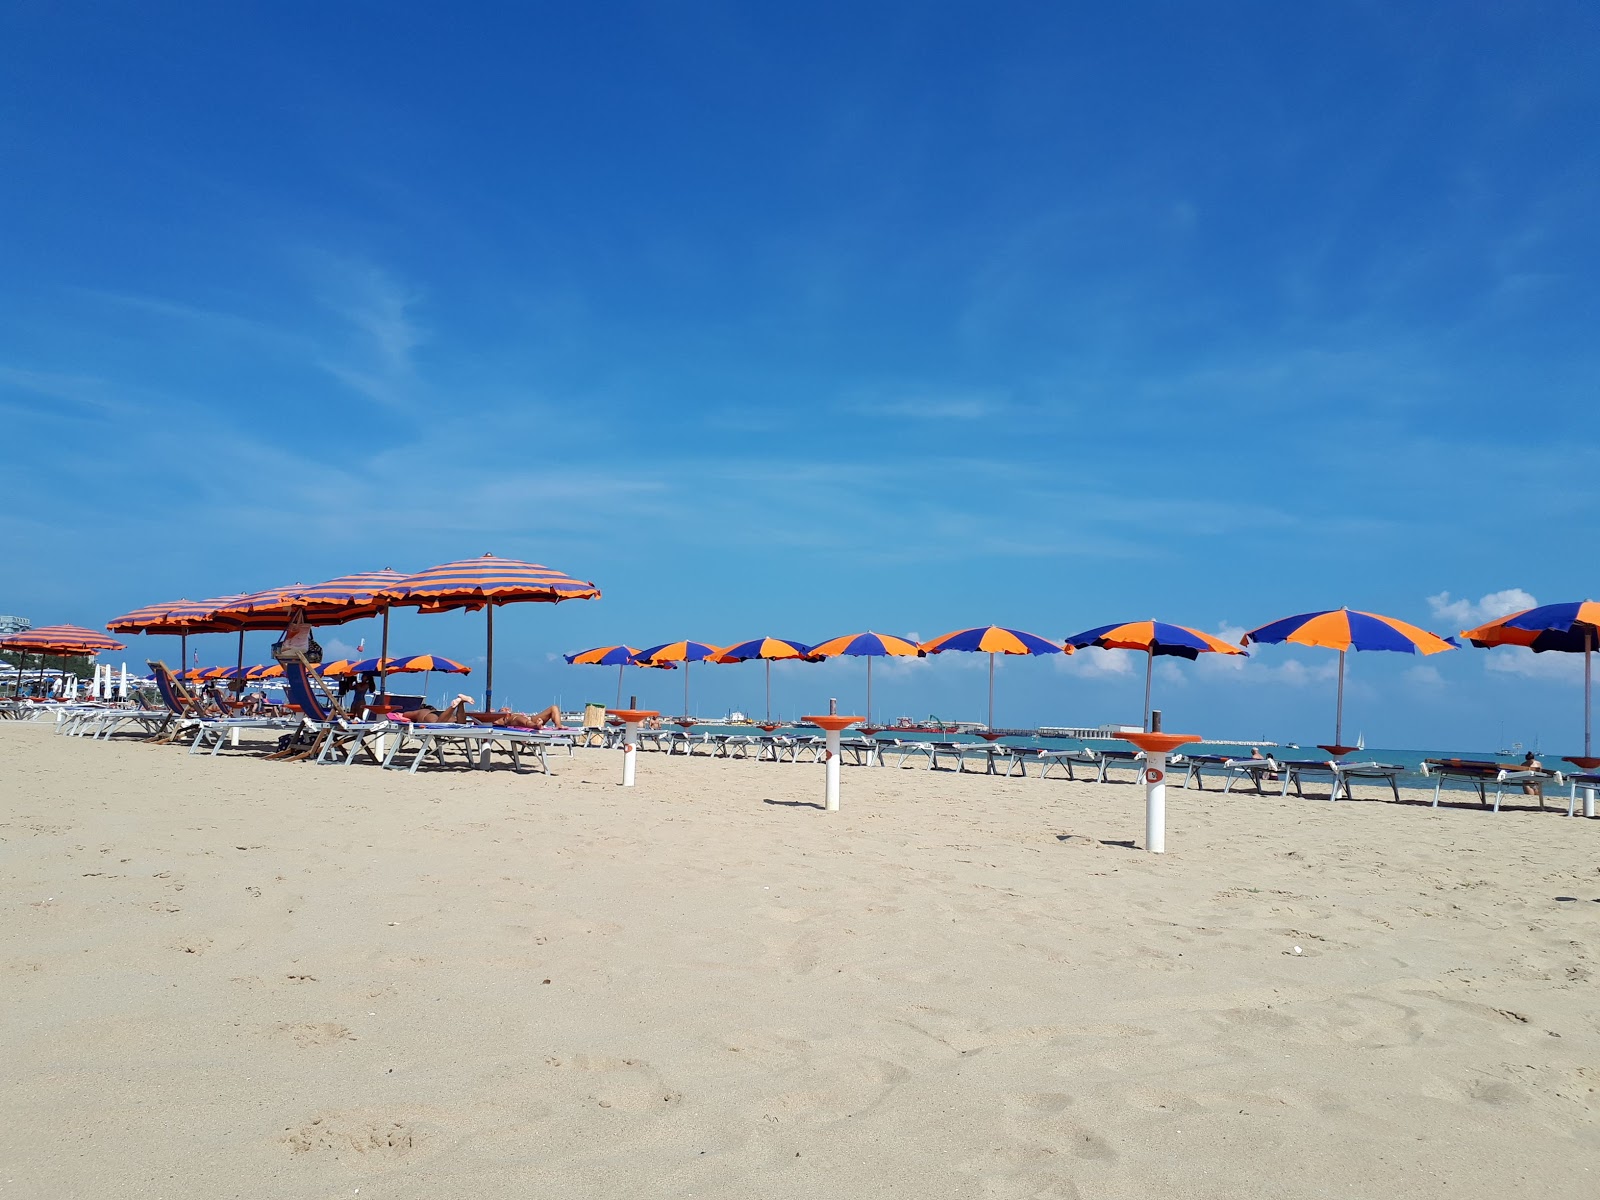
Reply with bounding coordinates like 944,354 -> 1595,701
1520,751 -> 1546,800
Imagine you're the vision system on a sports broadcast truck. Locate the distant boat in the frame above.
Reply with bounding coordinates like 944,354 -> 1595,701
1356,731 -> 1365,751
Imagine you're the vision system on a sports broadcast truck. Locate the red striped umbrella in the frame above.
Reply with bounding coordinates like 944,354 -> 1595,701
1,626 -> 125,699
384,554 -> 601,710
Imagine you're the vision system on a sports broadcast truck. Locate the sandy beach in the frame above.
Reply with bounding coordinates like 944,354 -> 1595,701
2,720 -> 1597,1199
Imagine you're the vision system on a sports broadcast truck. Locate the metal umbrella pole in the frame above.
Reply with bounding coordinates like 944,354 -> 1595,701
766,659 -> 772,723
484,602 -> 495,711
988,651 -> 996,731
1143,650 -> 1154,732
378,606 -> 392,701
866,657 -> 873,726
1335,649 -> 1346,748
1586,629 -> 1593,760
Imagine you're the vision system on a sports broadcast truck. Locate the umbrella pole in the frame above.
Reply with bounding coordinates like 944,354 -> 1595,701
988,652 -> 995,732
1143,651 -> 1154,733
379,605 -> 391,700
683,661 -> 690,719
180,633 -> 188,679
1335,649 -> 1346,748
484,602 -> 495,712
1586,631 -> 1593,760
616,663 -> 624,710
766,659 -> 772,723
867,657 -> 873,725
423,670 -> 431,705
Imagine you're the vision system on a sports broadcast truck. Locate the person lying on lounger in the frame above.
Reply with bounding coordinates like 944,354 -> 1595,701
499,704 -> 564,729
397,694 -> 475,723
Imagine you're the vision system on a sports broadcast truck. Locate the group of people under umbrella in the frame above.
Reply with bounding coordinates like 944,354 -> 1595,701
3,557 -> 1595,770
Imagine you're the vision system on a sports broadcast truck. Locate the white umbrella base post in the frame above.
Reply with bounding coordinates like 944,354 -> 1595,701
622,723 -> 640,787
1144,751 -> 1170,853
1584,786 -> 1596,820
824,728 -> 842,811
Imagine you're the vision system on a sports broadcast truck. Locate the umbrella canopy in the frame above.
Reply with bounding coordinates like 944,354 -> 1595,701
639,641 -> 723,718
712,637 -> 818,723
1242,608 -> 1455,753
1461,600 -> 1600,761
0,624 -> 126,655
388,654 -> 470,674
1064,620 -> 1244,732
208,570 -> 410,626
806,632 -> 924,726
384,553 -> 601,711
565,645 -> 672,709
921,627 -> 1065,733
319,660 -> 361,678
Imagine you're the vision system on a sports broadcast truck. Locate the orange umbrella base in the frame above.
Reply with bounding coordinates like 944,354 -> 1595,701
608,709 -> 660,722
1120,732 -> 1202,754
803,714 -> 864,731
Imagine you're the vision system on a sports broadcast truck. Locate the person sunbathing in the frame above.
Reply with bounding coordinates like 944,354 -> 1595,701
500,704 -> 564,729
396,694 -> 474,723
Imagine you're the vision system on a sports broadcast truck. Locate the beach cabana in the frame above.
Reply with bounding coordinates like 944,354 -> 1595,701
1460,600 -> 1600,765
1063,620 -> 1244,732
805,632 -> 924,727
1242,608 -> 1454,755
381,554 -> 601,712
712,638 -> 817,724
920,627 -> 1064,733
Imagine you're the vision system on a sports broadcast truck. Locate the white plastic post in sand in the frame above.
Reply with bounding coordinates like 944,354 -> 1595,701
804,713 -> 862,812
1119,732 -> 1202,853
609,708 -> 658,787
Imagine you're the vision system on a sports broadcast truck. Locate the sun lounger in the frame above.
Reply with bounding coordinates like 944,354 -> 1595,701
1418,758 -> 1565,813
1278,758 -> 1405,802
1181,753 -> 1282,794
380,721 -> 573,774
275,655 -> 391,765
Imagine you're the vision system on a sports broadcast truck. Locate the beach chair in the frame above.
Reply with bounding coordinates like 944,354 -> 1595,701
275,654 -> 390,765
1419,758 -> 1564,813
1181,753 -> 1282,794
1280,759 -> 1405,803
379,720 -> 571,774
146,661 -> 283,755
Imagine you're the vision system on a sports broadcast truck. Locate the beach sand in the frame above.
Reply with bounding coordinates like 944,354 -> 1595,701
2,719 -> 1598,1198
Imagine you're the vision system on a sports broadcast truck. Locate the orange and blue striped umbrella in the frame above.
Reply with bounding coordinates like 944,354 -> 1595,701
388,654 -> 470,675
921,627 -> 1064,734
565,645 -> 672,709
105,596 -> 257,683
205,570 -> 409,627
712,638 -> 819,723
1064,620 -> 1243,733
1461,600 -> 1600,760
806,632 -> 924,726
1243,608 -> 1455,753
0,624 -> 126,655
639,641 -> 723,718
385,554 -> 601,711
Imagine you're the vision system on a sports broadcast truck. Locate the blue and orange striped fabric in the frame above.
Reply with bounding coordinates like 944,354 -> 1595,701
1064,621 -> 1244,660
807,632 -> 924,659
389,654 -> 470,675
386,553 -> 600,612
566,645 -> 644,666
208,570 -> 410,626
1243,609 -> 1455,655
106,596 -> 253,634
922,626 -> 1064,656
1461,600 -> 1600,654
0,624 -> 127,654
714,637 -> 816,663
638,640 -> 723,665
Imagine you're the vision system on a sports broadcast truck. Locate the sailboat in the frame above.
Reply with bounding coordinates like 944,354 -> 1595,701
1355,731 -> 1365,752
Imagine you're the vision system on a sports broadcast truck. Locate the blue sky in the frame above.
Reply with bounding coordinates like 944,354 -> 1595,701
3,3 -> 1596,747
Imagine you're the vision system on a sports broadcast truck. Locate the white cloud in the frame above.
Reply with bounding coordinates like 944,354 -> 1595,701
1404,664 -> 1444,687
1482,647 -> 1584,681
1054,647 -> 1136,678
1426,588 -> 1537,630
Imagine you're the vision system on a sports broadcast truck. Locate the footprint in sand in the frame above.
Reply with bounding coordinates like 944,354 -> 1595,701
281,1111 -> 425,1160
543,1054 -> 682,1111
271,1021 -> 356,1048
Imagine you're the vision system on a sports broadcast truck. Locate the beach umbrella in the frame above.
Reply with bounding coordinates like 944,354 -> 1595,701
107,594 -> 262,682
638,641 -> 723,719
1063,620 -> 1245,732
805,632 -> 924,726
1460,600 -> 1600,762
201,569 -> 410,696
319,660 -> 360,678
713,638 -> 818,723
920,627 -> 1065,733
382,554 -> 601,712
0,625 -> 127,697
565,645 -> 672,709
384,654 -> 471,706
1242,608 -> 1455,754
